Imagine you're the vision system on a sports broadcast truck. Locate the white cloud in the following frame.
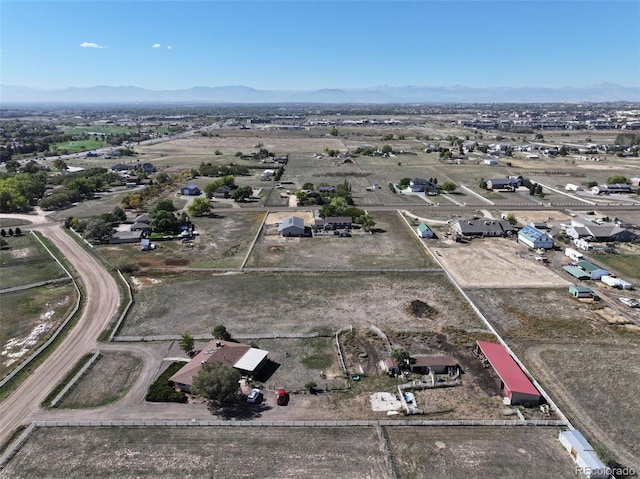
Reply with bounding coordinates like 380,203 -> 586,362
152,43 -> 162,48
167,45 -> 173,50
80,42 -> 107,49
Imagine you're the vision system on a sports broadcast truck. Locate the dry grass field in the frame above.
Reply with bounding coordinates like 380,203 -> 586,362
3,426 -> 391,479
523,343 -> 640,470
248,211 -> 438,269
385,426 -> 577,479
56,352 -> 142,408
118,272 -> 482,337
0,283 -> 77,379
433,237 -> 571,288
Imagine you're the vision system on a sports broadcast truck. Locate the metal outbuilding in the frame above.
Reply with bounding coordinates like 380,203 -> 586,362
576,260 -> 609,280
563,266 -> 591,280
558,430 -> 609,479
475,341 -> 540,405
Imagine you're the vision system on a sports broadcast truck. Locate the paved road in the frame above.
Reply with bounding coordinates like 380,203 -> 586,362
0,213 -> 120,445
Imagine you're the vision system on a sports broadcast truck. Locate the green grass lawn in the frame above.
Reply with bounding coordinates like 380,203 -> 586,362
590,252 -> 640,281
50,139 -> 104,154
0,234 -> 68,289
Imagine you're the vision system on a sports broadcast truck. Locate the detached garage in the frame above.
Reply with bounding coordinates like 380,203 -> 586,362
278,216 -> 306,237
475,341 -> 540,406
518,224 -> 554,249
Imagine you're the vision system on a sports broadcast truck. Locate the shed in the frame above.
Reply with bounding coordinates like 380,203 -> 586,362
563,266 -> 590,280
181,184 -> 201,196
384,358 -> 400,376
278,215 -> 306,237
416,223 -> 434,238
576,260 -> 609,280
569,285 -> 595,298
475,341 -> 540,405
411,355 -> 458,375
518,224 -> 554,249
558,430 -> 609,479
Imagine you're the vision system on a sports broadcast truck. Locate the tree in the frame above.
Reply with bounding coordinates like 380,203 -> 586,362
231,186 -> 253,202
391,347 -> 410,370
329,127 -> 339,136
53,159 -> 68,171
154,199 -> 175,212
191,360 -> 241,409
441,181 -> 457,193
83,218 -> 112,243
305,381 -> 318,394
399,178 -> 411,187
0,229 -> 5,237
0,238 -> 8,250
150,210 -> 180,234
156,172 -> 170,184
607,175 -> 629,185
179,333 -> 195,355
302,182 -> 314,191
505,213 -> 518,226
14,227 -> 22,236
188,197 -> 211,216
212,324 -> 231,341
381,145 -> 393,154
356,213 -> 376,232
535,133 -> 544,140
112,206 -> 127,223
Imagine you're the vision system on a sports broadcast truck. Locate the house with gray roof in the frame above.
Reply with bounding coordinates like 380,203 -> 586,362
279,215 -> 306,236
450,218 -> 515,237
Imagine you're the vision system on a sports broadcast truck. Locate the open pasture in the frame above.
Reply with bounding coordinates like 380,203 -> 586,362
118,272 -> 482,337
385,426 -> 576,479
3,426 -> 390,479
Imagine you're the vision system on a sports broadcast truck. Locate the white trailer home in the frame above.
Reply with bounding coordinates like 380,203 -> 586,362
565,248 -> 584,262
601,275 -> 633,290
565,183 -> 583,191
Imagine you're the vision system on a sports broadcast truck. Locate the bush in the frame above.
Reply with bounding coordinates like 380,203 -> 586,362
145,362 -> 188,403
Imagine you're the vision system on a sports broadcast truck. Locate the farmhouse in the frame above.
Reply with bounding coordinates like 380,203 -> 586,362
416,223 -> 434,238
450,218 -> 515,237
566,220 -> 638,242
278,215 -> 306,237
181,184 -> 201,196
486,178 -> 520,190
475,341 -> 541,406
130,221 -> 150,232
591,184 -> 633,195
315,216 -> 353,230
518,224 -> 554,249
170,339 -> 269,394
408,178 -> 437,193
260,169 -> 276,181
569,285 -> 596,299
213,185 -> 233,198
558,430 -> 609,479
410,355 -> 458,375
576,260 -> 609,280
109,230 -> 143,244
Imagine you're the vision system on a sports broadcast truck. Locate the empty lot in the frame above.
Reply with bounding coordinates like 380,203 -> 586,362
3,426 -> 390,479
118,272 -> 482,337
434,237 -> 571,288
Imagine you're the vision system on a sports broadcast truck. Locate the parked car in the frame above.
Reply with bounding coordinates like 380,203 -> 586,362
276,388 -> 288,406
247,388 -> 261,403
619,297 -> 640,308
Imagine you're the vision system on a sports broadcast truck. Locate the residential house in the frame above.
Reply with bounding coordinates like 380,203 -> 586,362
181,184 -> 201,196
109,230 -> 143,244
566,219 -> 638,242
486,178 -> 521,191
409,178 -> 437,193
213,185 -> 233,199
450,218 -> 515,237
169,339 -> 269,394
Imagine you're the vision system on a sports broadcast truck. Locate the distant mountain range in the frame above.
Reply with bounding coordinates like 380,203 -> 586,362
1,83 -> 639,104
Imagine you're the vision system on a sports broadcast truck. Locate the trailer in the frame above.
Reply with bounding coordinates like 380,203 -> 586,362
565,247 -> 584,262
601,275 -> 633,290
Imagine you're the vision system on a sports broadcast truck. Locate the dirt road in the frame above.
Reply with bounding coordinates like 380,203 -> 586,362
0,215 -> 120,445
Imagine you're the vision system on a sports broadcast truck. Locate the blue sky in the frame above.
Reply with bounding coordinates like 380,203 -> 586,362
1,1 -> 639,90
